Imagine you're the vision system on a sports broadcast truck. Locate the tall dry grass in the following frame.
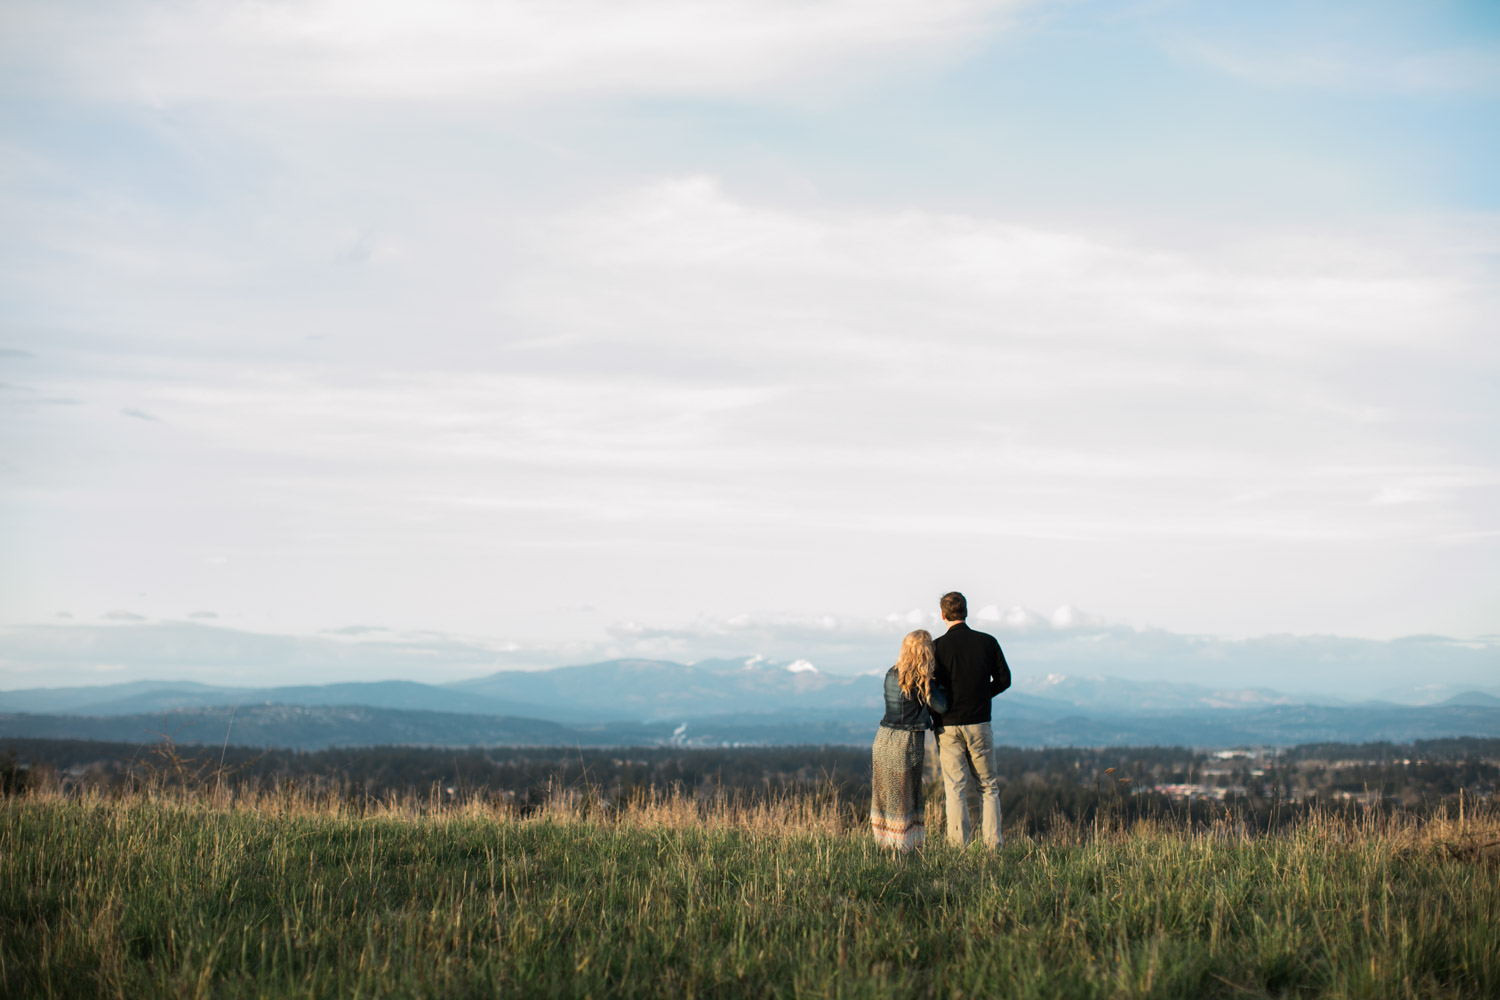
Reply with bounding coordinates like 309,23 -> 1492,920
4,781 -> 1497,999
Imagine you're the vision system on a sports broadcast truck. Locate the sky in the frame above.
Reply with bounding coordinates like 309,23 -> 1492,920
2,0 -> 1498,694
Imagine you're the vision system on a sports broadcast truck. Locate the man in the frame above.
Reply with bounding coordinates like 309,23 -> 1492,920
931,591 -> 1011,847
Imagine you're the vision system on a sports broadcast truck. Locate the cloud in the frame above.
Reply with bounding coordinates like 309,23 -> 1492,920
1154,1 -> 1500,97
1363,469 -> 1500,507
0,381 -> 83,409
3,0 -> 1497,646
974,606 -> 1048,630
3,0 -> 1027,105
542,177 -> 1478,359
0,621 -> 546,688
478,177 -> 1495,544
1169,35 -> 1500,95
100,610 -> 146,622
0,348 -> 35,359
187,610 -> 218,620
1047,606 -> 1104,629
121,407 -> 161,422
1,167 -> 1494,640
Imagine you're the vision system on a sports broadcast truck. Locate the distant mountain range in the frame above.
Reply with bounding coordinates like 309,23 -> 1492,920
0,678 -> 560,721
3,657 -> 1499,749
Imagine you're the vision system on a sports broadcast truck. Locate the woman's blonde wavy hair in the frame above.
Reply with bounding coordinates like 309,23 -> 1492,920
895,629 -> 936,698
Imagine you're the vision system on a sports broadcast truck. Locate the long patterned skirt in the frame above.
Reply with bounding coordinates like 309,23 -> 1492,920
870,725 -> 925,851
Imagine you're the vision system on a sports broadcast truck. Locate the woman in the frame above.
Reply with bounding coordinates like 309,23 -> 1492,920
870,629 -> 949,851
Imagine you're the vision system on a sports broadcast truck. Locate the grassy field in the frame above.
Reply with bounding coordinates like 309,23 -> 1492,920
3,787 -> 1497,999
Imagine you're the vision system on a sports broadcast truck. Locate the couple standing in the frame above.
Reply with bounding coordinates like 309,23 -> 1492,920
870,591 -> 1011,851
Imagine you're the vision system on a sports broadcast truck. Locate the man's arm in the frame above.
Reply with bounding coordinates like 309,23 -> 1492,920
989,641 -> 1011,696
930,653 -> 952,723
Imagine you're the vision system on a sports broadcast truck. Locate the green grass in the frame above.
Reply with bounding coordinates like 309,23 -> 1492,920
3,790 -> 1496,999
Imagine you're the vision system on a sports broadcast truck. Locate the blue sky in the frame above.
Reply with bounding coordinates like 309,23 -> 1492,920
1,0 -> 1497,691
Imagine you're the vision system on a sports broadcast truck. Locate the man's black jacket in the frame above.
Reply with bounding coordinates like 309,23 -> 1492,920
932,621 -> 1011,726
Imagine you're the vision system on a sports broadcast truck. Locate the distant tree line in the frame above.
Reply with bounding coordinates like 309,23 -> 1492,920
4,736 -> 1495,834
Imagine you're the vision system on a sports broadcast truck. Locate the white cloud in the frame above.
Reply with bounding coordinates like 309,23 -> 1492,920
4,170 -> 1497,639
1002,607 -> 1045,629
506,181 -> 1496,555
541,177 -> 1481,360
1048,605 -> 1083,629
1170,35 -> 1500,95
2,0 -> 1496,665
0,620 -> 548,687
3,0 -> 1027,104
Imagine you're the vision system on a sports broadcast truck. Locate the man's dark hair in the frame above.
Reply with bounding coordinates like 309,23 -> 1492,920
940,592 -> 967,621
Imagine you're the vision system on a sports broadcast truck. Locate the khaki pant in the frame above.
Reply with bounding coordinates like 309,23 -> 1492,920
934,721 -> 1003,847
